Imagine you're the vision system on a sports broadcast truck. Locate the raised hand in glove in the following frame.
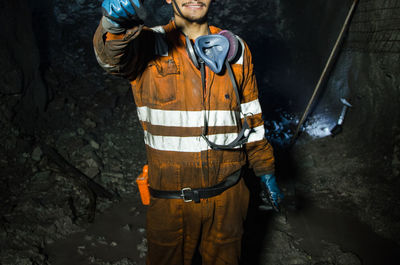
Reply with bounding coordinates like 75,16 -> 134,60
259,174 -> 284,212
101,0 -> 147,33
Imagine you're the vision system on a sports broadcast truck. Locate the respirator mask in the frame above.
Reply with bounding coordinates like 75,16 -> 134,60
184,31 -> 251,150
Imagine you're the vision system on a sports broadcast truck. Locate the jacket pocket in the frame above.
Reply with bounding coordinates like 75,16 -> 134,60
141,57 -> 180,107
148,161 -> 181,191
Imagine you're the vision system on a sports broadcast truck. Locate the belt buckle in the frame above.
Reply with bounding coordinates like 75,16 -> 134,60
181,187 -> 193,202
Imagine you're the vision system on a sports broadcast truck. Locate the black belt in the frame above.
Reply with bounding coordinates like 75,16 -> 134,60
149,169 -> 242,203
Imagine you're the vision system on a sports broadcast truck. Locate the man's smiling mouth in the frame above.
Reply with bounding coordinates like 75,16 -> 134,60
182,2 -> 206,8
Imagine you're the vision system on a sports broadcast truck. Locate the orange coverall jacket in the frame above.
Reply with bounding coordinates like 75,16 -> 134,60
93,19 -> 275,265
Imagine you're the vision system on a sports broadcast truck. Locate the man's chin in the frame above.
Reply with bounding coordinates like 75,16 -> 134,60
182,14 -> 208,24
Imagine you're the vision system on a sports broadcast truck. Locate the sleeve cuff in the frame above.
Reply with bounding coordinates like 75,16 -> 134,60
102,16 -> 126,34
254,171 -> 275,177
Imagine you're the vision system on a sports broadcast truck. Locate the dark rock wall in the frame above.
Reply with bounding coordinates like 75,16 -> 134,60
347,0 -> 400,54
292,0 -> 400,243
0,0 -> 47,128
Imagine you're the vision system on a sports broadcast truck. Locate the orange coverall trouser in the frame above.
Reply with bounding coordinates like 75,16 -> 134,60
145,177 -> 250,265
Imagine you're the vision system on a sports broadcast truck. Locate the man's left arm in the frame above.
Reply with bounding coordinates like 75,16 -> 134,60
240,41 -> 284,211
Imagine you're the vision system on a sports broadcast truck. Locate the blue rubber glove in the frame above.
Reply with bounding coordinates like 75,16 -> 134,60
260,174 -> 284,212
102,0 -> 145,24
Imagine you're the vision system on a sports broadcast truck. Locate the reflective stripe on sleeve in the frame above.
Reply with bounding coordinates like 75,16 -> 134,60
240,99 -> 262,118
234,36 -> 245,65
247,124 -> 266,143
94,49 -> 119,72
151,26 -> 168,57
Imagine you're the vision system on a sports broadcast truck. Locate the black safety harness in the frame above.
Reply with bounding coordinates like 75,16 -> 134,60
200,60 -> 251,150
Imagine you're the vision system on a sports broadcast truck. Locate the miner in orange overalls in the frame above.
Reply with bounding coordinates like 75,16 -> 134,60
93,0 -> 283,264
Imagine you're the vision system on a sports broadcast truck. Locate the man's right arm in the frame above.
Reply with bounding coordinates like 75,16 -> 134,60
93,0 -> 155,80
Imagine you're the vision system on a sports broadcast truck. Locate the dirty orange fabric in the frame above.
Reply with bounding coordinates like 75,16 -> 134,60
93,19 -> 275,264
105,32 -> 125,40
146,178 -> 249,265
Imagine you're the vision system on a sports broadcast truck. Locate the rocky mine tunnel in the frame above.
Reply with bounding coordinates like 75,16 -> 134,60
1,0 -> 399,265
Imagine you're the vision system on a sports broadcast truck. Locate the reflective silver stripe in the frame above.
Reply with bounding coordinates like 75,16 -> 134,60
240,99 -> 262,118
234,36 -> 245,65
151,26 -> 168,57
94,49 -> 118,72
137,108 -> 238,127
151,25 -> 165,34
144,131 -> 241,152
137,99 -> 262,127
143,124 -> 265,152
247,125 -> 266,143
